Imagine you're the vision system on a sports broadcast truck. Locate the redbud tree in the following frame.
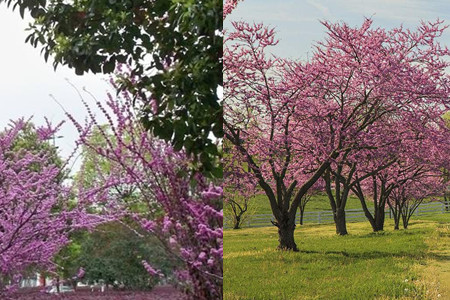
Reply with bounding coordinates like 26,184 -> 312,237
388,170 -> 446,230
68,90 -> 223,300
224,20 -> 338,251
0,119 -> 70,295
225,7 -> 450,247
304,19 -> 450,235
224,143 -> 258,229
351,121 -> 450,232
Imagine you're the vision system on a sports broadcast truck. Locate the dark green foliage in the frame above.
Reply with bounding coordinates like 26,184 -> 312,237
2,0 -> 223,176
75,221 -> 174,290
53,230 -> 85,286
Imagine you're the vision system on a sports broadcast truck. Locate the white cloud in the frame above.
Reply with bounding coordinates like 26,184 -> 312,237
306,0 -> 331,17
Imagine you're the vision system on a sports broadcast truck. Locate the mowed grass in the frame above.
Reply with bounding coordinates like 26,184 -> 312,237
224,215 -> 450,300
250,193 -> 362,215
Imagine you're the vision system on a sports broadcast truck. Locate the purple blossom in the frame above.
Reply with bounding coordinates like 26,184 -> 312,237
142,260 -> 164,278
0,119 -> 71,296
67,88 -> 223,300
77,267 -> 85,279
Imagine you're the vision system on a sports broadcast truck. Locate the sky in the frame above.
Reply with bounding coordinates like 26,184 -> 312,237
226,0 -> 450,61
0,7 -> 109,170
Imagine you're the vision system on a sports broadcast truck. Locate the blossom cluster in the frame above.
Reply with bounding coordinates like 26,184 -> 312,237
69,89 -> 223,299
0,119 -> 70,295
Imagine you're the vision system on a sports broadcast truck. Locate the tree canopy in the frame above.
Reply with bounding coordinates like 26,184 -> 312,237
69,89 -> 223,299
0,119 -> 70,294
76,221 -> 173,290
224,15 -> 450,250
1,0 -> 223,176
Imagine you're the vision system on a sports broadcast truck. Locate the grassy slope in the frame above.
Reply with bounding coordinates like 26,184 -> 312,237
224,214 -> 450,300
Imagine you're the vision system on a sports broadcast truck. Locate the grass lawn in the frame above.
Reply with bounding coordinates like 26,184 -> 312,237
224,215 -> 450,300
249,193 -> 362,215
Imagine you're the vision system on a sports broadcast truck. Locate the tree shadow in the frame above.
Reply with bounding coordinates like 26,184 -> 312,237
297,249 -> 425,261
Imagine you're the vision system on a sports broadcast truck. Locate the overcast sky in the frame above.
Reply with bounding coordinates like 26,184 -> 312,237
226,0 -> 450,60
0,7 -> 109,170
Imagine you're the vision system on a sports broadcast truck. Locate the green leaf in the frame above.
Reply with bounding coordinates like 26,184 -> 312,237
159,122 -> 173,140
153,54 -> 164,70
210,166 -> 223,178
173,140 -> 184,151
75,67 -> 84,75
103,58 -> 116,73
19,4 -> 25,19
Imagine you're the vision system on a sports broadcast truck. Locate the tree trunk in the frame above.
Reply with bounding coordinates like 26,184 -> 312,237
373,207 -> 385,232
298,206 -> 305,225
334,208 -> 348,235
392,208 -> 400,230
233,216 -> 241,229
276,218 -> 298,251
402,213 -> 409,229
0,277 -> 5,296
394,218 -> 400,230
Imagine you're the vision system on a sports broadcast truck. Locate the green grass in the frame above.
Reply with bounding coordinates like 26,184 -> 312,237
250,192 -> 362,215
224,215 -> 450,300
411,213 -> 450,223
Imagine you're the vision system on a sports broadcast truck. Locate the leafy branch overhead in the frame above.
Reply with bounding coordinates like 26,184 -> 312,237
2,0 -> 223,176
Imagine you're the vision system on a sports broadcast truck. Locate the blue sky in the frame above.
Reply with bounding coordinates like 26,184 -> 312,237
226,0 -> 450,61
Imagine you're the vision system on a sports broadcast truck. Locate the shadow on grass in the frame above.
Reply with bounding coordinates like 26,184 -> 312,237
297,249 -> 426,260
427,252 -> 450,262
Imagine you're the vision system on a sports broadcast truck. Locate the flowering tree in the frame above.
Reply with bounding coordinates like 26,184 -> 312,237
225,13 -> 450,246
350,117 -> 449,232
68,91 -> 223,299
388,172 -> 445,230
224,20 -> 339,250
352,149 -> 449,232
0,119 -> 69,295
352,163 -> 426,232
312,19 -> 450,234
224,145 -> 257,229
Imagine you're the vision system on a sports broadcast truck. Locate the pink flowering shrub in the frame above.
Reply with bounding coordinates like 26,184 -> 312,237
77,267 -> 85,279
0,119 -> 71,295
69,90 -> 223,299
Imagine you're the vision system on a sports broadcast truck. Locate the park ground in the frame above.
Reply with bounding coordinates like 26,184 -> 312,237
224,214 -> 450,300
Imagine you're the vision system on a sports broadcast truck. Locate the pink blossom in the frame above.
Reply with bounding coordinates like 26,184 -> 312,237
142,260 -> 164,278
67,86 -> 223,299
